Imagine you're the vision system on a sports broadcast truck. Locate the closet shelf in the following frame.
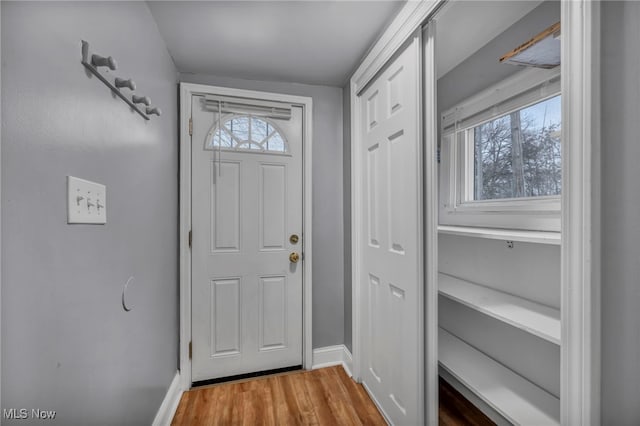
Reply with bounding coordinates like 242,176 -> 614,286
438,225 -> 561,245
439,273 -> 560,345
439,328 -> 560,426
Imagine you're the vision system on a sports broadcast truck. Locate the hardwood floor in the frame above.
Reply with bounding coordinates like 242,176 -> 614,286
171,366 -> 386,426
172,367 -> 494,426
439,377 -> 495,426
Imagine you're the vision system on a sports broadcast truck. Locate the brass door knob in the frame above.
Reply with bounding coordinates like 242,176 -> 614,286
289,252 -> 300,263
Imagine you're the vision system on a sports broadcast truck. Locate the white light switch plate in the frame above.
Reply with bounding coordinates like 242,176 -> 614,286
67,176 -> 107,224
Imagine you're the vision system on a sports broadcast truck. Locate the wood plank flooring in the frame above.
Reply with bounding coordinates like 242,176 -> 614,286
172,367 -> 494,426
171,366 -> 386,426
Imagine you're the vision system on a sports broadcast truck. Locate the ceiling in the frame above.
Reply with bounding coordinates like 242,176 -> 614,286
148,1 -> 406,87
435,0 -> 543,78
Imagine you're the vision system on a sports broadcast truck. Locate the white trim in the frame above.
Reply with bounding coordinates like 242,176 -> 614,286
342,345 -> 353,378
438,225 -> 561,245
311,345 -> 353,377
423,22 -> 439,426
351,1 -> 442,94
349,77 -> 361,381
179,83 -> 192,391
0,1 -> 3,412
561,1 -> 601,424
152,371 -> 183,426
179,82 -> 313,389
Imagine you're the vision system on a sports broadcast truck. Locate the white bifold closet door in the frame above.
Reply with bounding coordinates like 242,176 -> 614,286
358,33 -> 423,425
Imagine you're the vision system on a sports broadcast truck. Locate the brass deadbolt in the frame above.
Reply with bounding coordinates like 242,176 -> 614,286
290,234 -> 299,244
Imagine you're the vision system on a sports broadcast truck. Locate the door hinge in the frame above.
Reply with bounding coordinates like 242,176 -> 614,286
188,341 -> 192,359
188,117 -> 193,136
188,230 -> 192,248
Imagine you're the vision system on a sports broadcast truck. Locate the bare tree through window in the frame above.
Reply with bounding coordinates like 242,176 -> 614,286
473,95 -> 561,200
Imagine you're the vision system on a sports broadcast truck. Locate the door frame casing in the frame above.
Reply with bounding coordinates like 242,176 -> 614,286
179,82 -> 313,390
349,0 -> 601,425
560,1 -> 601,423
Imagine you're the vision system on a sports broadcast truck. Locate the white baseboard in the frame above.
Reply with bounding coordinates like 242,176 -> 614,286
342,345 -> 353,377
312,345 -> 353,377
152,371 -> 183,426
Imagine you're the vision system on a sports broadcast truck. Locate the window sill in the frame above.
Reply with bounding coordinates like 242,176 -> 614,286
438,225 -> 560,245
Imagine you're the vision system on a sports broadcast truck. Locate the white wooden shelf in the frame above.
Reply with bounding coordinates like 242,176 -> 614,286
439,328 -> 560,426
438,225 -> 561,245
439,273 -> 560,345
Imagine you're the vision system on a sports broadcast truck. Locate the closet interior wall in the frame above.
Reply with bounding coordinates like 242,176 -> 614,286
436,0 -> 561,416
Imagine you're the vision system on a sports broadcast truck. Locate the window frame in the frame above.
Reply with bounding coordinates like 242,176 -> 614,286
439,67 -> 562,231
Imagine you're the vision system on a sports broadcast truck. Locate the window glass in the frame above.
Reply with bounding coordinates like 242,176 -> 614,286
207,115 -> 288,153
211,128 -> 233,148
225,116 -> 249,142
473,95 -> 561,200
251,117 -> 270,143
266,133 -> 285,152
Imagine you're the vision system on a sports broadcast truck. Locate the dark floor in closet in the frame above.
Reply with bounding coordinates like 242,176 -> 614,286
439,377 -> 496,426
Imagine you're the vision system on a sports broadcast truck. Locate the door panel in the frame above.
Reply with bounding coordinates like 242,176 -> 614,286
191,97 -> 303,381
212,161 -> 241,252
210,278 -> 241,357
259,164 -> 287,250
259,275 -> 287,350
359,35 -> 423,425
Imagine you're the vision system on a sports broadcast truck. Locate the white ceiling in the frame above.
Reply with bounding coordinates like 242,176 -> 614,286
148,1 -> 406,87
435,0 -> 543,78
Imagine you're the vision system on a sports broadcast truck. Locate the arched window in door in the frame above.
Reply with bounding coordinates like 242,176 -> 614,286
205,115 -> 289,153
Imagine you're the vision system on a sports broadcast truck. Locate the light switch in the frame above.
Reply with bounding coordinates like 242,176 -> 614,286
67,176 -> 107,224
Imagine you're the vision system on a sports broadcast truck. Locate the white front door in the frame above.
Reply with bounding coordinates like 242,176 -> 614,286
358,35 -> 423,424
191,94 -> 304,381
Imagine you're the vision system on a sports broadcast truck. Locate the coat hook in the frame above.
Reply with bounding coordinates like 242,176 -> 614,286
146,106 -> 162,117
132,95 -> 151,106
115,78 -> 136,91
91,54 -> 117,70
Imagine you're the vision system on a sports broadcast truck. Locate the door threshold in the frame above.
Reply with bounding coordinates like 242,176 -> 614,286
192,365 -> 303,388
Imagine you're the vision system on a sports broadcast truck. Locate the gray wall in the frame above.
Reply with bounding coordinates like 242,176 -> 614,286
601,2 -> 640,424
342,84 -> 352,352
179,73 -> 345,349
1,2 -> 179,425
